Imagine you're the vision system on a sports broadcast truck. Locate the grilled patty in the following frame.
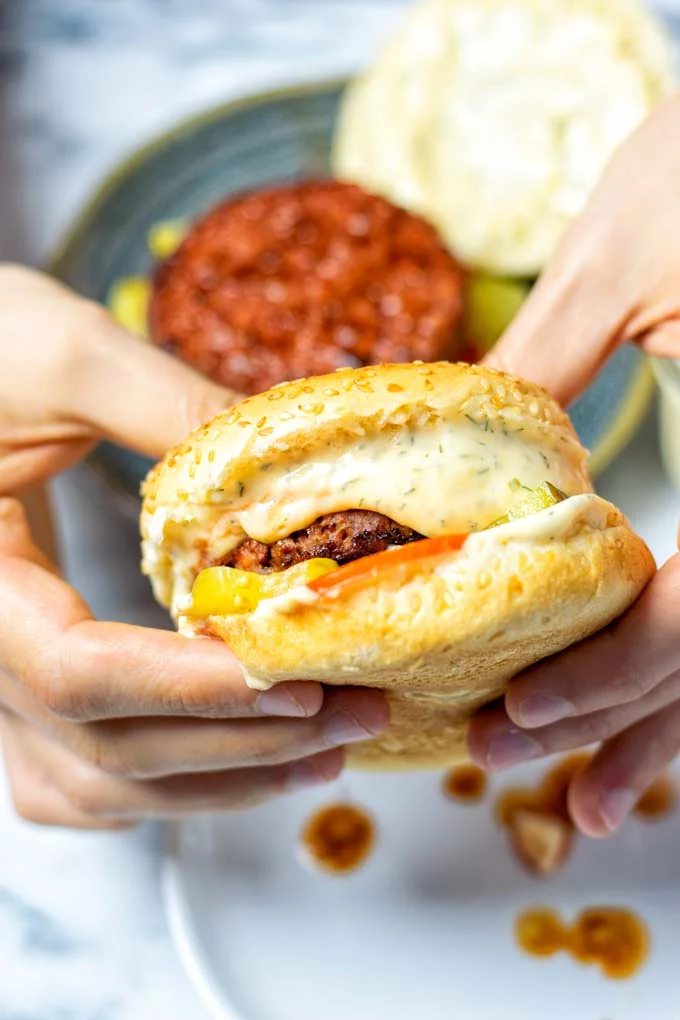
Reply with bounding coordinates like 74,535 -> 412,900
221,510 -> 423,574
149,180 -> 467,394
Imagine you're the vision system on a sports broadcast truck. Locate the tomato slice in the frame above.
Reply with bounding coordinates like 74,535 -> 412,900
309,533 -> 467,599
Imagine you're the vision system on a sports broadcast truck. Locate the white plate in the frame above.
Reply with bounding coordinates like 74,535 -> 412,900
164,760 -> 680,1020
163,417 -> 680,1020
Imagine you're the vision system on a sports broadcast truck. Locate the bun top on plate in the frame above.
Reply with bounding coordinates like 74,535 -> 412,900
141,362 -> 591,614
333,0 -> 676,275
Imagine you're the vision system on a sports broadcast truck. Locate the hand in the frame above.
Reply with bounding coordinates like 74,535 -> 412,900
485,94 -> 680,406
470,96 -> 680,837
0,266 -> 388,828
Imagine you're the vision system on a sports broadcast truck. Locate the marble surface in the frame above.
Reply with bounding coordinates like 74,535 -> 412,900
1,2 -> 680,1018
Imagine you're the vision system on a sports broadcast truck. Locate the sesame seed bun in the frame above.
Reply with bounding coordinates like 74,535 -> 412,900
140,363 -> 655,769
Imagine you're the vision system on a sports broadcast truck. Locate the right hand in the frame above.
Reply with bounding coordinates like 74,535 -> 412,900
0,266 -> 388,828
469,94 -> 680,838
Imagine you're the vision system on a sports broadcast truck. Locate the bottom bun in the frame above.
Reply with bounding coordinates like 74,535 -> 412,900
203,495 -> 655,770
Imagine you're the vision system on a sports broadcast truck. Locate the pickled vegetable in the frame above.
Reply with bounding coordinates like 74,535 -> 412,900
188,558 -> 338,617
310,534 -> 467,599
147,220 -> 188,260
464,276 -> 531,352
108,276 -> 150,337
487,481 -> 567,528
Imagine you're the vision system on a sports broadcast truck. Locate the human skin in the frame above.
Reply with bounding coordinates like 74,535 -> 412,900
469,95 -> 680,839
0,265 -> 388,829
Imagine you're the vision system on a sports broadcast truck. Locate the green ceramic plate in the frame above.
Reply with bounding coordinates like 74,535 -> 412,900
49,78 -> 653,514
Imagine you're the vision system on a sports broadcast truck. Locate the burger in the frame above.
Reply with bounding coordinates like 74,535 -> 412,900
140,362 -> 655,769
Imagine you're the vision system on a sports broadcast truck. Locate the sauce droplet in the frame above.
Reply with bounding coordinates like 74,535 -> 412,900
442,764 -> 487,802
515,907 -> 565,957
634,772 -> 677,821
515,906 -> 649,979
300,802 -> 375,874
496,753 -> 589,876
496,752 -> 590,826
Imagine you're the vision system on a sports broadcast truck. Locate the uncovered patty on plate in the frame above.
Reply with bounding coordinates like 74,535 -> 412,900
149,180 -> 467,394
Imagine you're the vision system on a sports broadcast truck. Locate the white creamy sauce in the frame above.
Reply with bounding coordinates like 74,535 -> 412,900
240,668 -> 274,692
234,418 -> 586,543
253,584 -> 321,619
461,491 -> 612,549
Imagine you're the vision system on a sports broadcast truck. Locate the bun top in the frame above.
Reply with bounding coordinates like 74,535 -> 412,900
143,361 -> 584,509
141,362 -> 592,610
333,0 -> 676,275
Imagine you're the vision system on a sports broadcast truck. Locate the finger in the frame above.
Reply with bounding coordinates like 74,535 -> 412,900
0,713 -> 132,830
0,439 -> 96,494
568,702 -> 680,837
73,686 -> 389,779
468,669 -> 680,770
502,555 -> 672,732
0,497 -> 55,569
483,220 -> 627,405
58,621 -> 326,720
0,538 -> 323,721
75,750 -> 345,818
3,713 -> 344,820
62,301 -> 239,458
630,317 -> 680,360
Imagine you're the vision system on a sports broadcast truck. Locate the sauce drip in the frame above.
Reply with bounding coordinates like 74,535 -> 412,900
443,763 -> 487,803
516,906 -> 650,980
300,802 -> 375,874
496,753 -> 590,877
496,752 -> 590,827
634,772 -> 677,821
515,907 -> 565,957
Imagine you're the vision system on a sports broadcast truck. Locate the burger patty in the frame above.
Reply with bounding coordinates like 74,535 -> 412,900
149,180 -> 467,394
221,510 -> 423,574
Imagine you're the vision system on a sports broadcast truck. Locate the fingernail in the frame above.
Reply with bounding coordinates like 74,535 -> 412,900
258,685 -> 313,717
287,755 -> 342,789
599,788 -> 637,832
486,727 -> 542,771
517,694 -> 575,728
324,710 -> 377,747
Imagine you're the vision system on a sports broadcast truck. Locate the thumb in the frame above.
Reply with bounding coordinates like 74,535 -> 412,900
66,307 -> 239,459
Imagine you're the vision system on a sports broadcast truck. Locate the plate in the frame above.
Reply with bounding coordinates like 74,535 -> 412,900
164,762 -> 680,1020
48,79 -> 653,515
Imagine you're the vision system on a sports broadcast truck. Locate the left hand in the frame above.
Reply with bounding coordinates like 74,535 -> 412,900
468,96 -> 680,837
0,266 -> 388,828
